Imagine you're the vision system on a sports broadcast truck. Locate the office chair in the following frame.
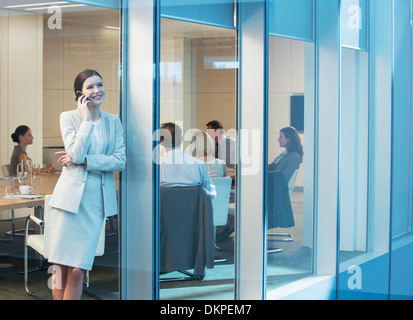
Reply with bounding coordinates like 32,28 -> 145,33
267,168 -> 299,253
160,186 -> 214,281
211,176 -> 232,262
24,195 -> 106,299
211,177 -> 232,227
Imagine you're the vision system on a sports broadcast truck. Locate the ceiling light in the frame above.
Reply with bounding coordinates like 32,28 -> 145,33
4,2 -> 67,9
25,4 -> 87,10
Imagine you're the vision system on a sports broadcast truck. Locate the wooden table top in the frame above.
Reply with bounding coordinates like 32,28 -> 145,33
0,171 -> 119,211
0,172 -> 60,211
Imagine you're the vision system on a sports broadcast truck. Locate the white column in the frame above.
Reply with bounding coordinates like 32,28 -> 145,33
313,0 -> 340,275
237,0 -> 266,299
120,0 -> 157,300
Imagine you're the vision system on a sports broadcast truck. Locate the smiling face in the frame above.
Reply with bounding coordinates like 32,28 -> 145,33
278,131 -> 289,149
81,75 -> 105,106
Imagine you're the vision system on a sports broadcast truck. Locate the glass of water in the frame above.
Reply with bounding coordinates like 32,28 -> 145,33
5,178 -> 14,197
33,164 -> 41,179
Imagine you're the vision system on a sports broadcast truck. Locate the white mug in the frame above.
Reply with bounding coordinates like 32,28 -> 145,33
19,185 -> 33,194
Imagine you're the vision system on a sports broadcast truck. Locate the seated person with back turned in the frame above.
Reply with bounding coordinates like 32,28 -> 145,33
10,125 -> 55,176
190,130 -> 227,178
268,126 -> 303,181
206,120 -> 236,169
159,122 -> 216,199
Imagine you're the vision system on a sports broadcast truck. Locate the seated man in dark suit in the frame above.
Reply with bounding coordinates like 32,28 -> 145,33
206,120 -> 236,169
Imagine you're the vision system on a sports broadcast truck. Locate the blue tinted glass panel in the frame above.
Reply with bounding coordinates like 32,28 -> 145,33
161,0 -> 235,29
269,0 -> 313,41
71,0 -> 119,9
391,0 -> 412,239
341,0 -> 368,50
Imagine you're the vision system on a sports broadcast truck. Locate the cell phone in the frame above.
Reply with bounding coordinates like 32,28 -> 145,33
75,91 -> 90,102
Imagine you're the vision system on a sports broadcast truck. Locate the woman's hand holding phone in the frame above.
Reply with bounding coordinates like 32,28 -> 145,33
76,91 -> 91,122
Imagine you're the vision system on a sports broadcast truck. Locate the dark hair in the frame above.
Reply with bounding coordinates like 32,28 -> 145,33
206,120 -> 224,134
280,126 -> 303,162
11,125 -> 29,143
73,69 -> 103,98
160,122 -> 182,148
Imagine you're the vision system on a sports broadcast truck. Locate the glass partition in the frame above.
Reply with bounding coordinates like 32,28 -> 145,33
390,0 -> 413,299
0,0 -> 120,300
265,0 -> 315,298
1,0 -> 409,302
338,0 -> 393,299
158,18 -> 237,300
337,47 -> 369,296
391,0 -> 413,242
265,35 -> 315,295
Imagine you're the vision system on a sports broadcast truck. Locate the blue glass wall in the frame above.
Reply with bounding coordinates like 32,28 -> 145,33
120,0 -> 413,300
269,0 -> 313,41
390,0 -> 413,300
161,0 -> 235,28
391,0 -> 412,240
341,0 -> 368,50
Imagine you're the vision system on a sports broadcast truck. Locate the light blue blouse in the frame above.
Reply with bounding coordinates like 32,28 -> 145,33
160,148 -> 216,199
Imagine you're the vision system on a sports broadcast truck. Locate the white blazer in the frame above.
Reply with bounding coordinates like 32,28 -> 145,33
49,109 -> 126,216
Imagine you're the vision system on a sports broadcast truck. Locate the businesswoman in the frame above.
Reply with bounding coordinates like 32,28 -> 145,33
269,126 -> 303,182
10,125 -> 55,175
48,69 -> 126,300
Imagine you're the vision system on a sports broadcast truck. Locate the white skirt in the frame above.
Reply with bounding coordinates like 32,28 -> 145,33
47,172 -> 104,271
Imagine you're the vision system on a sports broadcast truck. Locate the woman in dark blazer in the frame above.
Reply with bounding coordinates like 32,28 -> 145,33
268,126 -> 303,182
48,69 -> 126,300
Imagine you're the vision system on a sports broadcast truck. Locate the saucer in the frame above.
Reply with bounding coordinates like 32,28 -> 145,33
16,192 -> 33,195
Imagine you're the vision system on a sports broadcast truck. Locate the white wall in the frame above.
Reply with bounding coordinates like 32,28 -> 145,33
0,12 -> 43,219
268,36 -> 305,188
43,11 -> 120,147
0,13 -> 43,167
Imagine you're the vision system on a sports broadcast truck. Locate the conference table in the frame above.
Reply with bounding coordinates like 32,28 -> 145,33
0,172 -> 60,251
0,172 -> 60,213
1,171 -> 119,221
0,171 -> 121,214
0,173 -> 60,275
